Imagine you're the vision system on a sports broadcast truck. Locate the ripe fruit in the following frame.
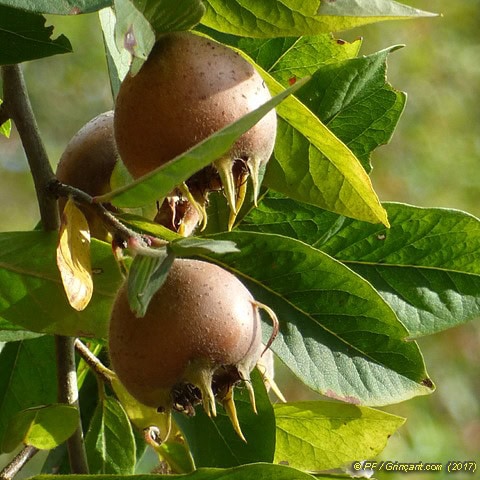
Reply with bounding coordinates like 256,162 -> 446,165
108,258 -> 266,439
56,111 -> 118,240
114,32 -> 277,231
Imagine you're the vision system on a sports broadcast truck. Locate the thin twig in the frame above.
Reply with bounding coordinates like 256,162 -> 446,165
1,65 -> 89,474
0,445 -> 39,480
74,339 -> 115,385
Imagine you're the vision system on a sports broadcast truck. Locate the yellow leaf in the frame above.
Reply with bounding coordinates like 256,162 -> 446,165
56,198 -> 93,311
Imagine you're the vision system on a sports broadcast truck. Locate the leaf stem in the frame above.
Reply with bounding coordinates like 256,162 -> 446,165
1,65 -> 89,474
0,445 -> 39,480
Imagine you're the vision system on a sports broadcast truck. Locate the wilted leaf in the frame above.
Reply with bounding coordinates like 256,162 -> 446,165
3,404 -> 78,452
0,6 -> 71,65
274,401 -> 404,471
85,395 -> 136,474
56,198 -> 93,311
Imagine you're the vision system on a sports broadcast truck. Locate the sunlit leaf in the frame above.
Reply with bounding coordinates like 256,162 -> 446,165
259,68 -> 389,226
56,198 -> 93,311
0,5 -> 72,65
274,401 -> 404,471
2,404 -> 78,452
200,0 -> 436,38
202,231 -> 433,406
85,395 -> 136,474
30,462 -> 322,479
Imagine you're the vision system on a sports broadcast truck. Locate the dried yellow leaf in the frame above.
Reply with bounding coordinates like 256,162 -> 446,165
56,198 -> 93,311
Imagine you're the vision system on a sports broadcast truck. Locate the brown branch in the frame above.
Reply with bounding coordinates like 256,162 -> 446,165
1,65 -> 89,474
0,445 -> 39,480
55,336 -> 90,474
1,65 -> 58,231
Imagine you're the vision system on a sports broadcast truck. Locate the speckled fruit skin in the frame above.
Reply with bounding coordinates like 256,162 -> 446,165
56,111 -> 118,239
114,32 -> 277,179
108,258 -> 263,409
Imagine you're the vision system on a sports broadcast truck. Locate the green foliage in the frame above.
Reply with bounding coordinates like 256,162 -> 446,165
0,5 -> 72,65
3,404 -> 79,452
2,0 -> 475,479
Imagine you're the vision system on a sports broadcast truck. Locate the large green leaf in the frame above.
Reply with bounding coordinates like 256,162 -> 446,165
99,76 -> 308,208
30,463 -> 323,479
0,0 -> 111,14
274,401 -> 404,471
260,67 -> 389,226
201,231 -> 432,406
242,198 -> 480,338
210,33 -> 404,173
201,0 -> 436,38
295,46 -> 407,171
0,6 -> 72,65
85,395 -> 136,474
174,370 -> 275,468
2,404 -> 78,452
0,231 -> 121,339
0,337 -> 58,453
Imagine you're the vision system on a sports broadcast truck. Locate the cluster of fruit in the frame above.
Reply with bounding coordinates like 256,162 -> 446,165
56,33 -> 278,441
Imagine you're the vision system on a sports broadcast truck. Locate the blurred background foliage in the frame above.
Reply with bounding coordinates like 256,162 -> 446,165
0,1 -> 478,478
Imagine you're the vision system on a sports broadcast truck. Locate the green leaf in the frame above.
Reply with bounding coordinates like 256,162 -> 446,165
85,395 -> 136,474
317,0 -> 437,32
0,6 -> 72,65
198,29 -> 362,79
0,0 -> 111,14
274,401 -> 404,471
135,0 -> 205,34
99,7 -> 131,96
295,46 -> 407,171
0,99 -> 11,138
258,65 -> 389,226
30,462 -> 322,479
242,198 -> 480,338
2,404 -> 79,452
202,231 -> 433,406
174,370 -> 275,468
169,237 -> 239,257
200,0 -> 436,38
98,76 -> 309,208
0,337 -> 58,453
127,250 -> 175,317
0,231 -> 122,339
